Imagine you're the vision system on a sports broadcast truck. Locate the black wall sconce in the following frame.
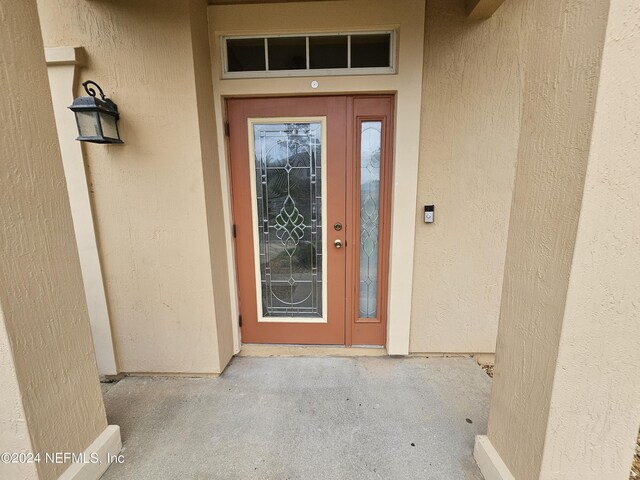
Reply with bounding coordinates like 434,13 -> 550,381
69,80 -> 123,144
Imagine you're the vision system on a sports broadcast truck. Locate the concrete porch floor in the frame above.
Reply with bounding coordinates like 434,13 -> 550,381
101,356 -> 490,479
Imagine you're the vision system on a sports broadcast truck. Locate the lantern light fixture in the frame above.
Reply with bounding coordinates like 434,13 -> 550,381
69,80 -> 123,144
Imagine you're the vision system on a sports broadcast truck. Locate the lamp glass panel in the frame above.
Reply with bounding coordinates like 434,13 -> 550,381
99,113 -> 119,139
76,111 -> 99,138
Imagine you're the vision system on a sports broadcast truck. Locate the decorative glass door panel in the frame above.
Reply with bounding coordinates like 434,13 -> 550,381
249,119 -> 327,322
358,121 -> 382,318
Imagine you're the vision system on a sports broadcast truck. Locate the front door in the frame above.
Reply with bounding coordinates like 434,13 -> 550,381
227,95 -> 393,346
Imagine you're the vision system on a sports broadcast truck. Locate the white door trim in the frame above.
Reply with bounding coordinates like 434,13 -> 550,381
207,0 -> 426,355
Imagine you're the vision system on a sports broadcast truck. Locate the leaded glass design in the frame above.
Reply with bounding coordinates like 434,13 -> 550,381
359,121 -> 382,318
253,122 -> 323,318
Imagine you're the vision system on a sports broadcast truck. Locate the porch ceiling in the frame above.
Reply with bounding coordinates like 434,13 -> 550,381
466,0 -> 507,18
208,0 -> 508,18
208,0 -> 336,5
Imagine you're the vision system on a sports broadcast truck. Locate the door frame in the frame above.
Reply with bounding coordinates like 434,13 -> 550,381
225,95 -> 394,347
217,88 -> 422,355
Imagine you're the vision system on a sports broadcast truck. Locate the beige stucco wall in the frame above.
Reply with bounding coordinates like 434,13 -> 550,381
410,0 -> 523,354
486,0 -> 611,478
36,0 -> 511,359
1,1 -> 108,478
208,0 -> 426,354
0,310 -> 37,480
37,0 -> 234,373
536,0 -> 640,476
189,0 -> 236,368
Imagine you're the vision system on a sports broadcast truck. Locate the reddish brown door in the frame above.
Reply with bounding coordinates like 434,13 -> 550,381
227,95 -> 393,346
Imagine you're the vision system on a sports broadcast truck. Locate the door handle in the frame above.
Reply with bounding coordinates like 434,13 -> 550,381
334,239 -> 343,249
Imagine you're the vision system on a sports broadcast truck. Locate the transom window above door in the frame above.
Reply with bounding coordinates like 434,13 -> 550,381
221,31 -> 396,78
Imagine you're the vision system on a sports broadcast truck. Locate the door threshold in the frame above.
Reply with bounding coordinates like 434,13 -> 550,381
238,344 -> 387,357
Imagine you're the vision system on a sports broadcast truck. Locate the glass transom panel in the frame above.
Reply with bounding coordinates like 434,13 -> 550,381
223,31 -> 395,78
252,121 -> 324,320
359,121 -> 382,318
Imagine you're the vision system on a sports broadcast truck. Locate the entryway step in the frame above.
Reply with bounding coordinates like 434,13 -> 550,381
239,344 -> 387,357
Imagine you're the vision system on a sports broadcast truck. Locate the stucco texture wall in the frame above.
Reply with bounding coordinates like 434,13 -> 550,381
37,0 -> 233,373
0,312 -> 37,480
1,1 -> 107,478
410,0 -> 522,354
486,0 -> 611,478
537,1 -> 640,476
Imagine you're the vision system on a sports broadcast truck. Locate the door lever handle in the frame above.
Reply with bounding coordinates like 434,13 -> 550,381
334,239 -> 343,249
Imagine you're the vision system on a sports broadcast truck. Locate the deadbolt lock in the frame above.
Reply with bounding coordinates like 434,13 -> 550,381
334,222 -> 343,231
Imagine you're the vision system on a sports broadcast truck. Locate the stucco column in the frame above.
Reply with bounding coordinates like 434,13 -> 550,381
0,2 -> 121,479
474,1 -> 640,479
